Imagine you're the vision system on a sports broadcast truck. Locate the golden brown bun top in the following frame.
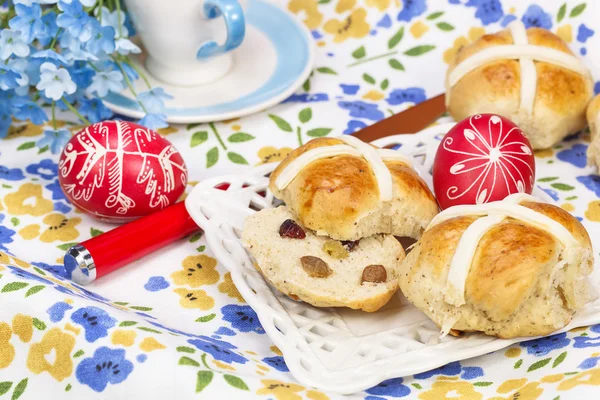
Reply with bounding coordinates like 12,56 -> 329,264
414,201 -> 592,321
268,138 -> 437,239
587,94 -> 600,123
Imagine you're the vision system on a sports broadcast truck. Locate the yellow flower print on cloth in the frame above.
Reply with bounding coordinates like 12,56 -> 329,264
4,183 -> 54,216
585,201 -> 600,222
39,213 -> 82,243
27,327 -> 75,381
558,368 -> 600,390
443,27 -> 486,64
256,380 -> 305,400
288,0 -> 323,30
365,0 -> 389,12
324,8 -> 370,43
419,379 -> 483,400
174,288 -> 215,310
0,323 -> 15,369
218,272 -> 245,302
6,121 -> 44,139
257,146 -> 293,165
12,314 -> 33,342
171,255 -> 220,287
490,378 -> 544,400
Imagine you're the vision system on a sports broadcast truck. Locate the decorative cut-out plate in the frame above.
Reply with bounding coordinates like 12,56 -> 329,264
185,122 -> 600,394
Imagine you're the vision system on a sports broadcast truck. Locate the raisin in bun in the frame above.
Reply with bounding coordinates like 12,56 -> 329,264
242,206 -> 404,312
587,94 -> 600,169
446,21 -> 593,150
268,137 -> 438,241
399,194 -> 594,338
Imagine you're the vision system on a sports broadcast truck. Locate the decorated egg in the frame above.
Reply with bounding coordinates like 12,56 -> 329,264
433,114 -> 535,210
58,121 -> 188,222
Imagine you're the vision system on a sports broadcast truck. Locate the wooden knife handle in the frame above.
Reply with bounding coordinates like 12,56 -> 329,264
352,93 -> 446,141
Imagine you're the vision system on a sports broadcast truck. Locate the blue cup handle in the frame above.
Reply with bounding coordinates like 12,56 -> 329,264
197,0 -> 245,59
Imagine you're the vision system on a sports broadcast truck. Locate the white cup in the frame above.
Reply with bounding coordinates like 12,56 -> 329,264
124,0 -> 246,86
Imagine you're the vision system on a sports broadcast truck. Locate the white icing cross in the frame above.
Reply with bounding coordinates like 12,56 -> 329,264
426,193 -> 583,306
274,136 -> 414,201
447,21 -> 590,114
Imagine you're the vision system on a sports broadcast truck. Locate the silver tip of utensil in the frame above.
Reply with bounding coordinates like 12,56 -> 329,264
64,244 -> 96,286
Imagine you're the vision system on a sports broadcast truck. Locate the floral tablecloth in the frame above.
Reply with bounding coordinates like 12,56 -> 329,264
1,0 -> 600,398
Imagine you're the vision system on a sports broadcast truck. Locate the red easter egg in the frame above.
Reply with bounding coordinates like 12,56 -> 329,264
433,114 -> 535,210
58,121 -> 188,222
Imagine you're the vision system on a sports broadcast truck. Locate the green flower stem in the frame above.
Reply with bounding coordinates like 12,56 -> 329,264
113,58 -> 148,113
200,353 -> 213,371
209,122 -> 227,150
61,98 -> 91,125
297,126 -> 303,146
99,0 -> 104,22
49,28 -> 63,50
115,0 -> 123,37
347,50 -> 399,68
124,57 -> 152,89
51,101 -> 57,130
87,62 -> 100,72
41,6 -> 57,16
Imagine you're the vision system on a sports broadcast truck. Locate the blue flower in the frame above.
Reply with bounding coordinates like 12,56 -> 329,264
33,261 -> 70,279
188,336 -> 248,364
143,276 -> 169,292
0,107 -> 10,138
99,6 -> 130,37
577,24 -> 594,43
69,63 -> 95,89
54,201 -> 72,214
47,301 -> 73,322
414,361 -> 462,379
386,88 -> 426,106
465,0 -> 503,25
137,88 -> 173,114
214,327 -> 236,336
37,62 -> 76,101
262,356 -> 289,372
7,59 -> 30,95
115,38 -> 141,55
366,378 -> 411,397
520,332 -> 570,356
38,11 -> 59,47
37,128 -> 71,154
340,84 -> 360,95
57,0 -> 96,42
579,356 -> 600,369
46,180 -> 67,201
591,324 -> 600,334
8,3 -> 45,43
595,81 -> 600,95
541,187 -> 559,201
76,347 -> 134,392
557,144 -> 588,168
500,14 -> 517,27
284,93 -> 329,103
344,120 -> 367,135
26,159 -> 58,180
86,24 -> 116,55
574,335 -> 600,348
377,14 -> 392,28
138,113 -> 168,130
221,304 -> 265,334
0,29 -> 30,60
105,61 -> 138,82
577,175 -> 600,197
0,226 -> 16,251
311,30 -> 323,39
88,70 -> 123,98
136,354 -> 147,363
461,366 -> 484,380
0,65 -> 21,90
13,101 -> 49,125
338,101 -> 384,121
31,49 -> 69,65
71,306 -> 117,342
7,265 -> 53,285
397,0 -> 426,22
0,166 -> 25,181
78,98 -> 113,123
521,4 -> 552,29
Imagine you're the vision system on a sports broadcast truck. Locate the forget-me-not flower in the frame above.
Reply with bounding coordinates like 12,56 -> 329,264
88,70 -> 124,97
57,0 -> 96,42
14,101 -> 48,125
7,59 -> 30,95
36,62 -> 76,100
98,6 -> 129,37
0,29 -> 30,60
32,49 -> 69,65
86,24 -> 116,55
9,3 -> 46,43
78,98 -> 113,123
139,113 -> 168,130
115,38 -> 141,55
137,88 -> 173,114
38,128 -> 71,154
0,65 -> 21,90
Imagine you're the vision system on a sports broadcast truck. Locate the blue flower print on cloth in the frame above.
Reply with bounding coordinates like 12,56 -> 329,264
188,336 -> 248,364
386,88 -> 426,106
573,335 -> 600,349
262,356 -> 289,372
221,304 -> 265,334
338,101 -> 384,121
500,14 -> 517,27
7,265 -> 53,285
377,14 -> 392,28
33,261 -> 70,279
414,361 -> 462,379
45,180 -> 68,201
340,84 -> 360,95
25,159 -> 58,180
214,327 -> 236,336
577,24 -> 594,43
284,93 -> 329,103
47,301 -> 73,323
71,306 -> 117,342
541,187 -> 559,201
143,276 -> 169,292
397,0 -> 426,22
520,332 -> 571,356
136,354 -> 147,363
464,0 -> 504,25
76,347 -> 134,392
0,226 -> 15,251
557,144 -> 588,168
366,377 -> 411,397
577,175 -> 600,197
344,120 -> 367,135
0,165 -> 25,181
579,356 -> 600,370
461,366 -> 484,380
521,4 -> 552,29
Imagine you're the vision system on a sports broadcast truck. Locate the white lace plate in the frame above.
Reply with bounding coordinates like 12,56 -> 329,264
185,122 -> 600,394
